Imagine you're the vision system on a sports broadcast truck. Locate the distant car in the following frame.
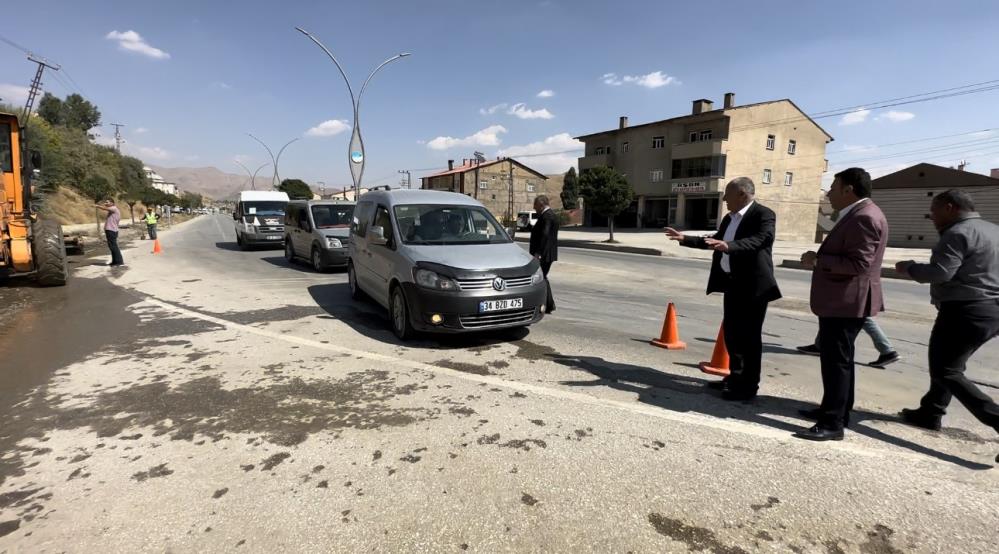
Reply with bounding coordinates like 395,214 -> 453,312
516,211 -> 539,231
348,189 -> 546,340
233,190 -> 290,249
283,199 -> 355,272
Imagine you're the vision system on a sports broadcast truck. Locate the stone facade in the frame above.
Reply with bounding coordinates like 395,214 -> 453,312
575,95 -> 832,241
421,158 -> 563,223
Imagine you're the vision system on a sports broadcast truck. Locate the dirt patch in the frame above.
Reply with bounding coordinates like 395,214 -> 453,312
858,524 -> 904,554
260,453 -> 291,471
212,488 -> 229,499
132,463 -> 173,482
521,493 -> 538,507
647,513 -> 747,554
750,496 -> 780,511
435,359 -> 494,376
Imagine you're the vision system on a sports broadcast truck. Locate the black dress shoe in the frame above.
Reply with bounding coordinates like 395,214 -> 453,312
793,424 -> 844,441
798,408 -> 850,427
869,351 -> 901,368
722,388 -> 757,401
706,380 -> 729,390
899,408 -> 942,431
796,344 -> 821,356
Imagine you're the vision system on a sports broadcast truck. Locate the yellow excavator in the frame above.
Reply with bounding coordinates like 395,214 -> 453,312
0,110 -> 67,286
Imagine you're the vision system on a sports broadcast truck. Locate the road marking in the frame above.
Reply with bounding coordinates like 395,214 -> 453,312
137,294 -> 998,470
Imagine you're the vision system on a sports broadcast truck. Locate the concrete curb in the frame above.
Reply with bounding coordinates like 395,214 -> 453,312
779,259 -> 906,280
514,236 -> 663,256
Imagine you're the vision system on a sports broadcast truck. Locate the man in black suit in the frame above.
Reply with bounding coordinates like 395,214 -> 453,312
665,177 -> 782,400
529,195 -> 559,314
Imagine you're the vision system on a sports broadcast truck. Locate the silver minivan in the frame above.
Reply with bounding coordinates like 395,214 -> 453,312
348,189 -> 546,340
284,200 -> 355,271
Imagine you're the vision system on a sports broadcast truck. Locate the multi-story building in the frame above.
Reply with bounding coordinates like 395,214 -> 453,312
574,93 -> 833,241
421,158 -> 562,222
142,166 -> 179,196
871,163 -> 999,248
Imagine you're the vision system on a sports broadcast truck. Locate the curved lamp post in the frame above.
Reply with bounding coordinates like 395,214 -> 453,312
246,133 -> 300,188
296,27 -> 410,192
235,160 -> 271,191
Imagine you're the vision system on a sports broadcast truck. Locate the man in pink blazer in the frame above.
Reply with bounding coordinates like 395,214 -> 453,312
795,167 -> 888,441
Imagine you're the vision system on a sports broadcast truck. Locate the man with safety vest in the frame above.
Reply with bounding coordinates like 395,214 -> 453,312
145,209 -> 159,240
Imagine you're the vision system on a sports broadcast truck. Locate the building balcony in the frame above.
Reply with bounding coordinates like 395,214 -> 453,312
578,153 -> 615,171
671,139 -> 726,160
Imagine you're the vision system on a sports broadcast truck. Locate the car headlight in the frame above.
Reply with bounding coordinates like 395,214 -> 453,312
326,237 -> 342,249
531,266 -> 544,285
414,269 -> 459,291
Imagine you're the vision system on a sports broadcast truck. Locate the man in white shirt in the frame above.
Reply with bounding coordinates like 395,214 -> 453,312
665,178 -> 782,400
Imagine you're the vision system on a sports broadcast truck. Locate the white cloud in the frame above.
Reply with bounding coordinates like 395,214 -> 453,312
0,83 -> 30,105
877,110 -> 915,123
507,103 -> 554,120
305,119 -> 350,137
603,71 -> 679,89
105,30 -> 171,60
212,81 -> 233,90
134,145 -> 172,161
134,127 -> 149,134
426,125 -> 508,150
536,89 -> 555,98
497,132 -> 583,174
479,103 -> 508,115
839,108 -> 871,126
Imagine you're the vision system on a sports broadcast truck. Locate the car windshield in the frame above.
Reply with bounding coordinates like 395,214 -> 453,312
394,204 -> 511,245
311,204 -> 354,228
243,201 -> 285,217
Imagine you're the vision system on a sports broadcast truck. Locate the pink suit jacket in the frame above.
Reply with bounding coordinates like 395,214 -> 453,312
810,200 -> 889,318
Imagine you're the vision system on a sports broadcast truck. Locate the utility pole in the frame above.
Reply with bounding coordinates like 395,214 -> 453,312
507,158 -> 514,224
23,53 -> 61,121
397,170 -> 411,189
472,151 -> 485,200
110,123 -> 125,152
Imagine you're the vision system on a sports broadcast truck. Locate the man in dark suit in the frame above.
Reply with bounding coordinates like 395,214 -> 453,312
665,177 -> 782,400
529,195 -> 559,313
795,167 -> 888,441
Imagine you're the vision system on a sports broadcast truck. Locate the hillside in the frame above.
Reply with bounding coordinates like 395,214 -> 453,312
148,165 -> 274,200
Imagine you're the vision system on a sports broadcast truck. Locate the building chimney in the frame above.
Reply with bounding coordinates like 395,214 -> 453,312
692,99 -> 714,115
448,159 -> 454,170
724,92 -> 735,109
619,116 -> 628,129
958,160 -> 968,171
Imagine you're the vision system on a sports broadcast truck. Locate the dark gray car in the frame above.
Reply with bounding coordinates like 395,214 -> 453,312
284,200 -> 355,271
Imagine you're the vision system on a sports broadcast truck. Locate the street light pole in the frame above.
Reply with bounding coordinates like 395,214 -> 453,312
295,27 -> 410,194
247,134 -> 299,189
235,160 -> 271,191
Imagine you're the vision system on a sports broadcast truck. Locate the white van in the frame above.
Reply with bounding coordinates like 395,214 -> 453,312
233,190 -> 290,249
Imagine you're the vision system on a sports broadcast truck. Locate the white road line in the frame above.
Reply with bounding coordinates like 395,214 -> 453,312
138,294 -> 997,471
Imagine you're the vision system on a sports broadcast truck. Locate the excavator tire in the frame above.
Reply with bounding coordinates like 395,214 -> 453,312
33,220 -> 69,286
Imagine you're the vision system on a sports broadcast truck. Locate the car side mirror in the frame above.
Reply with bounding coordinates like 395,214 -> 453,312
369,225 -> 387,246
30,150 -> 42,170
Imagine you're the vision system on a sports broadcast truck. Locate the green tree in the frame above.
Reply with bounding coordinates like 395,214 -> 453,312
179,191 -> 204,210
78,175 -> 116,235
37,93 -> 64,126
61,94 -> 102,132
578,166 -> 634,243
560,167 -> 579,210
278,178 -> 314,200
117,156 -> 150,224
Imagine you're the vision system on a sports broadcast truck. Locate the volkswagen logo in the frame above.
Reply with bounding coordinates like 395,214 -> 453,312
492,277 -> 506,291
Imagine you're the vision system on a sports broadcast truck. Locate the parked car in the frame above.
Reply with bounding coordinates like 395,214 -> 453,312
516,210 -> 539,231
348,189 -> 546,340
284,199 -> 355,271
233,190 -> 290,249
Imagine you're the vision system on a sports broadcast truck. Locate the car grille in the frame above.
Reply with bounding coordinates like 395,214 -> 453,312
459,308 -> 537,329
456,276 -> 533,291
257,225 -> 284,233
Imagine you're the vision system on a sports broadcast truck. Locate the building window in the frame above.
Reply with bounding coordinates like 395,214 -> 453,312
622,141 -> 630,153
652,136 -> 665,149
491,195 -> 496,200
784,172 -> 793,186
688,131 -> 697,143
527,182 -> 536,192
766,134 -> 775,150
650,169 -> 664,183
594,146 -> 607,155
479,181 -> 488,189
762,169 -> 772,184
671,155 -> 727,179
699,129 -> 712,141
787,139 -> 797,155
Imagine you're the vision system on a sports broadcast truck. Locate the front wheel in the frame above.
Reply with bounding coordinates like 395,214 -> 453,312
348,261 -> 363,300
33,220 -> 68,287
311,247 -> 325,273
390,286 -> 415,341
284,240 -> 295,262
236,232 -> 246,250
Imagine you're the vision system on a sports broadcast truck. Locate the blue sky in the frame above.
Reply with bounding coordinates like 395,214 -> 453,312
2,0 -> 999,190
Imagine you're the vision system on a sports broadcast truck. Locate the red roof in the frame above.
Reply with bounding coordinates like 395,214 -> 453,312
423,159 -> 504,178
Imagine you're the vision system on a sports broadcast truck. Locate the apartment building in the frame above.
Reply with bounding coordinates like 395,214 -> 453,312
421,158 -> 561,222
575,93 -> 833,241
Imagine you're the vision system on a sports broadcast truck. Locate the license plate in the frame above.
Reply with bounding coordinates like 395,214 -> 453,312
479,298 -> 523,313
266,235 -> 282,240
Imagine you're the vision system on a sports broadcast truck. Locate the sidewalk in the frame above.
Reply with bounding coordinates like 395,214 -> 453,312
516,227 -> 932,274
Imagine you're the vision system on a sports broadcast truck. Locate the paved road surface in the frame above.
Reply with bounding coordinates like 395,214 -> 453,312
1,214 -> 996,552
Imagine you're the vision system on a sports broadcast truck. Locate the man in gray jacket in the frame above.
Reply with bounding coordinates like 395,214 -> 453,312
895,190 -> 999,462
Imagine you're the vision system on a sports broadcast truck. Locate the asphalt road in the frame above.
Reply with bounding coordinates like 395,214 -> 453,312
1,214 -> 997,553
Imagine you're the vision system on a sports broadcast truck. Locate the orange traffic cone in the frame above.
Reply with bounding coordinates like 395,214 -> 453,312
650,302 -> 687,350
152,239 -> 162,254
699,323 -> 730,377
